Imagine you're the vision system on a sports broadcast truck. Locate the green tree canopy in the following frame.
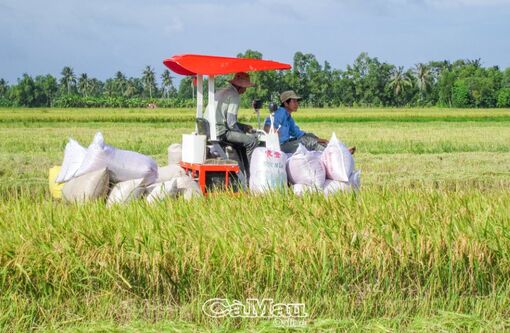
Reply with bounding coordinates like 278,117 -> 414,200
142,66 -> 157,99
59,66 -> 77,95
2,51 -> 510,109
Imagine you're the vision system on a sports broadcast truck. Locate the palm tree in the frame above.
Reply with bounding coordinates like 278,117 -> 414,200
414,63 -> 431,104
161,69 -> 175,98
60,66 -> 76,95
78,73 -> 91,97
389,66 -> 412,106
113,71 -> 127,96
389,66 -> 412,96
88,78 -> 103,97
103,79 -> 115,97
466,58 -> 482,68
0,78 -> 8,97
124,79 -> 137,98
142,66 -> 157,98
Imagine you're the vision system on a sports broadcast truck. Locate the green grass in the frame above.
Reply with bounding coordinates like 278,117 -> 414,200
0,107 -> 510,332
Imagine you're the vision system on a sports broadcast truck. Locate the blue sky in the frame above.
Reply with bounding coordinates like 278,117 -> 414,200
1,0 -> 509,84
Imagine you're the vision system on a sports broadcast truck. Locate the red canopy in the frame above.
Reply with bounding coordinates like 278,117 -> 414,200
163,54 -> 291,76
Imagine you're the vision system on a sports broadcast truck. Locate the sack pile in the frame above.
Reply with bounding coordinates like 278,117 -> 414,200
50,133 -> 202,204
250,133 -> 361,196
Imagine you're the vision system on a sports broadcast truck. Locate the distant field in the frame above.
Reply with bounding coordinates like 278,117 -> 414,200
1,107 -> 510,332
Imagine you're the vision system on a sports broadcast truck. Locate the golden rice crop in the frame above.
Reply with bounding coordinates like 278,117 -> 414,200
0,107 -> 509,332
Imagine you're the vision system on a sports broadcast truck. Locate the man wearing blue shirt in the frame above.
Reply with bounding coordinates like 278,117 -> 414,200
264,90 -> 330,153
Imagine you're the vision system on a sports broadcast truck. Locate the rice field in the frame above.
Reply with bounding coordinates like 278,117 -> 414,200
1,107 -> 510,332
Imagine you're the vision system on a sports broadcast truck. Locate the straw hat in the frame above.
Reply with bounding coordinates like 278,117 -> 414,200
229,72 -> 256,88
279,90 -> 302,103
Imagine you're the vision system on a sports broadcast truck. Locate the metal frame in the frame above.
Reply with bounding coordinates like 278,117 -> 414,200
207,76 -> 216,140
194,74 -> 219,141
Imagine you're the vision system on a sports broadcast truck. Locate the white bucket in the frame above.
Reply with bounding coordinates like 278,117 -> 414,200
182,134 -> 206,164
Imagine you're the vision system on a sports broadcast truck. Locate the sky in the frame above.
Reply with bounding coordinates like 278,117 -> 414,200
1,0 -> 510,84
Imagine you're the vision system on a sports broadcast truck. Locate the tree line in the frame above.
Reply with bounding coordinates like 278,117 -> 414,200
1,50 -> 509,108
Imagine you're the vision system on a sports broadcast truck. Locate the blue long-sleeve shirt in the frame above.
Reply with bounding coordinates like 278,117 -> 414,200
264,107 -> 305,144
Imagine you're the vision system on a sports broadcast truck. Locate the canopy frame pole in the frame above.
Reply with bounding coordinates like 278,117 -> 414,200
196,75 -> 203,118
194,75 -> 203,134
207,75 -> 217,140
